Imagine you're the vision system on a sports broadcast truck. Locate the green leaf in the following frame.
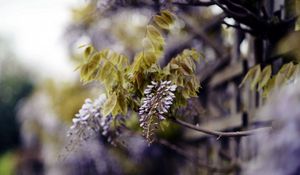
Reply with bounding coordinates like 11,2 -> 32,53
78,52 -> 102,83
239,65 -> 261,90
143,52 -> 157,67
183,49 -> 200,62
162,49 -> 201,106
160,10 -> 175,25
146,25 -> 164,53
98,60 -> 119,89
117,93 -> 128,115
279,62 -> 296,79
258,65 -> 272,89
102,93 -> 118,117
154,15 -> 170,30
262,76 -> 275,97
84,45 -> 94,60
99,61 -> 114,81
250,65 -> 261,90
132,52 -> 143,72
147,25 -> 162,40
110,52 -> 129,70
274,72 -> 286,87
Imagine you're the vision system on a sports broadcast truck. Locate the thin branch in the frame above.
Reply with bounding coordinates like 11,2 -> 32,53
171,117 -> 271,137
203,13 -> 226,32
222,0 -> 262,22
212,0 -> 247,18
222,21 -> 254,35
172,1 -> 214,7
261,5 -> 269,19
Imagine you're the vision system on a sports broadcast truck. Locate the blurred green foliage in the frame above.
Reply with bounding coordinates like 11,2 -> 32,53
0,38 -> 33,174
0,75 -> 33,153
0,38 -> 33,153
0,152 -> 15,175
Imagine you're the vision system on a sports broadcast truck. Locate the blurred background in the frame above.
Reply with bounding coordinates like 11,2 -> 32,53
0,0 -> 88,174
1,0 -> 300,175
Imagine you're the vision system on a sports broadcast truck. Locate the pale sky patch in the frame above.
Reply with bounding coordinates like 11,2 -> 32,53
0,0 -> 84,81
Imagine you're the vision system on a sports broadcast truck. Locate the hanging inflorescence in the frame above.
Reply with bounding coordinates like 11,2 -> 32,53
66,94 -> 125,151
67,94 -> 106,141
139,81 -> 177,143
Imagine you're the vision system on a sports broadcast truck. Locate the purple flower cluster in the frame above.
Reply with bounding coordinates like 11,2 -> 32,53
67,94 -> 106,142
139,81 -> 177,142
67,93 -> 126,149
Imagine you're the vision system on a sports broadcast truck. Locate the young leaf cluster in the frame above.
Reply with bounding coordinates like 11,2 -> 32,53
163,49 -> 201,106
130,10 -> 175,93
240,62 -> 299,97
78,46 -> 130,117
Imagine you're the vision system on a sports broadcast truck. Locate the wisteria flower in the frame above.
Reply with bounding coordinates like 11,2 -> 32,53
139,80 -> 177,143
67,94 -> 106,142
66,93 -> 127,152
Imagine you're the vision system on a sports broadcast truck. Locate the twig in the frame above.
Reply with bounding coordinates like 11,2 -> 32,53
222,21 -> 254,35
170,117 -> 271,137
212,0 -> 247,18
172,1 -> 214,7
222,0 -> 262,22
261,5 -> 269,19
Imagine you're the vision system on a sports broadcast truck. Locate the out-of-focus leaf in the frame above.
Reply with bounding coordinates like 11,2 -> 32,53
239,65 -> 261,90
279,62 -> 295,79
154,15 -> 171,30
259,65 -> 272,89
262,76 -> 276,97
110,52 -> 129,70
183,48 -> 200,62
277,31 -> 300,61
102,93 -> 118,117
250,65 -> 261,90
84,45 -> 94,60
163,49 -> 201,107
146,25 -> 164,54
274,72 -> 286,87
147,25 -> 162,40
160,10 -> 175,24
117,93 -> 127,115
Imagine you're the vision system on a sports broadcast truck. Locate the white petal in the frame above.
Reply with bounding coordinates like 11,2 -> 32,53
170,85 -> 177,91
72,118 -> 81,123
81,114 -> 90,120
151,81 -> 157,85
158,115 -> 166,120
85,98 -> 92,103
147,85 -> 154,89
164,101 -> 172,105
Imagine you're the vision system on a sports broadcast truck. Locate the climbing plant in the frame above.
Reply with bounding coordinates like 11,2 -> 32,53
67,10 -> 201,148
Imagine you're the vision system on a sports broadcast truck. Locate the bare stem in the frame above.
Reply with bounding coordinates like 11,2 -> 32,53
171,117 -> 271,138
222,21 -> 254,35
172,1 -> 214,7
